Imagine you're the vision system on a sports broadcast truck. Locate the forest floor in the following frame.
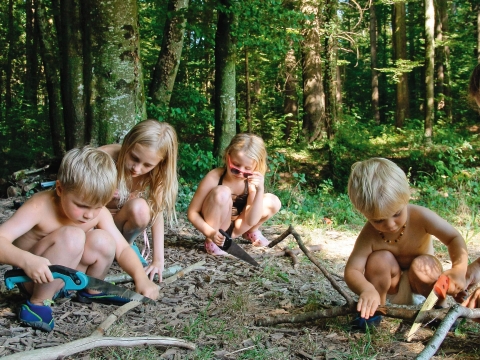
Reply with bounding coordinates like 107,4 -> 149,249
0,197 -> 480,359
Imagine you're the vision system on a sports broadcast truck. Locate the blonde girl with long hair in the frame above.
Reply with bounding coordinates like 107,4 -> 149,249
100,119 -> 178,282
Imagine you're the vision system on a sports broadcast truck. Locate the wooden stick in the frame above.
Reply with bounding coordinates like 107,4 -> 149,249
105,265 -> 183,284
268,225 -> 294,248
284,248 -> 299,267
162,260 -> 206,285
1,336 -> 196,360
290,226 -> 355,307
2,301 -> 195,359
415,305 -> 480,359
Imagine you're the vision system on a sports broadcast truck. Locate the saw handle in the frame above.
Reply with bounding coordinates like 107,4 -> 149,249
4,265 -> 88,291
218,229 -> 233,250
434,274 -> 450,299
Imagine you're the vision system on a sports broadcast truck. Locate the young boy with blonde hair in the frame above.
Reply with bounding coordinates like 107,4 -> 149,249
0,146 -> 159,332
345,157 -> 468,329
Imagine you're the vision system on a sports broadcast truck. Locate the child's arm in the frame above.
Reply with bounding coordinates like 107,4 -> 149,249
187,171 -> 225,245
243,171 -> 265,227
0,196 -> 53,283
344,230 -> 379,319
97,210 -> 159,300
145,212 -> 164,282
422,206 -> 468,295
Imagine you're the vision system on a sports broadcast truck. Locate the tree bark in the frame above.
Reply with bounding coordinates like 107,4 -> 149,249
369,2 -> 380,124
245,46 -> 252,133
35,0 -> 65,156
88,0 -> 147,145
283,47 -> 298,142
424,0 -> 435,141
23,0 -> 39,122
301,0 -> 325,143
213,0 -> 237,163
393,1 -> 409,128
149,0 -> 189,109
323,0 -> 337,139
57,0 -> 87,149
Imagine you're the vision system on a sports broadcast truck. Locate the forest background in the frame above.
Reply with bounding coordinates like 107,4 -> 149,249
1,0 -> 480,358
1,0 -> 480,254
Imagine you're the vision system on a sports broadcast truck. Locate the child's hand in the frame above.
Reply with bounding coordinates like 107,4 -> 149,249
454,260 -> 480,303
247,172 -> 264,193
443,268 -> 467,297
461,288 -> 480,322
135,278 -> 159,300
209,230 -> 226,247
357,288 -> 381,319
145,260 -> 164,282
24,255 -> 53,284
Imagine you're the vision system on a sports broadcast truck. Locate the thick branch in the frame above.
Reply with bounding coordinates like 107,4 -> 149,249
415,305 -> 480,360
268,225 -> 295,248
2,336 -> 195,360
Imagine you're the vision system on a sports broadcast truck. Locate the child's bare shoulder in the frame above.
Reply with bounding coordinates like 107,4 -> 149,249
98,144 -> 121,160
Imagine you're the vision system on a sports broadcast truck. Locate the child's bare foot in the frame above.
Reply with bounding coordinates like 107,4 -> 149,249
243,230 -> 269,247
205,239 -> 228,256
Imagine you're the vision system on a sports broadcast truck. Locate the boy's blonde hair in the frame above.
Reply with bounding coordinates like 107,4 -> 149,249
58,146 -> 117,205
348,158 -> 410,219
222,133 -> 268,175
117,119 -> 178,226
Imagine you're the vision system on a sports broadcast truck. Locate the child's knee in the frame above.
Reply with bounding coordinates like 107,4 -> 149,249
57,226 -> 86,255
410,255 -> 442,281
85,230 -> 116,259
125,198 -> 151,227
210,185 -> 232,204
264,193 -> 281,215
365,250 -> 399,274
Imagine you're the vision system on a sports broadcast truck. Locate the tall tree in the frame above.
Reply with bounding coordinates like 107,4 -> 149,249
23,0 -> 39,121
424,0 -> 435,140
56,0 -> 87,149
283,46 -> 299,142
213,0 -> 237,162
301,0 -> 325,143
35,0 -> 65,156
435,0 -> 451,121
393,1 -> 409,128
369,2 -> 380,124
149,0 -> 189,108
88,0 -> 147,145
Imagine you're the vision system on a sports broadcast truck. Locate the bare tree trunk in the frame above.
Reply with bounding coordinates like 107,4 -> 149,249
369,2 -> 380,124
35,0 -> 65,156
23,0 -> 39,121
149,0 -> 189,108
245,46 -> 252,133
425,0 -> 435,141
283,47 -> 298,142
301,0 -> 325,143
88,0 -> 147,145
213,0 -> 237,163
393,1 -> 409,128
57,0 -> 87,149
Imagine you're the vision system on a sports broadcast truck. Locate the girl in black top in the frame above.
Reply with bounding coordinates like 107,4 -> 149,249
187,133 -> 281,256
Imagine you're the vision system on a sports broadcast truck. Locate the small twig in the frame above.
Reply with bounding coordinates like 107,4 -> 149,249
162,260 -> 206,285
284,248 -> 299,267
90,301 -> 142,337
227,345 -> 256,355
290,226 -> 355,307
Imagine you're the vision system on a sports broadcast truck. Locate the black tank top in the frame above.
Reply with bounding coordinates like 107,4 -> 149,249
218,170 -> 249,217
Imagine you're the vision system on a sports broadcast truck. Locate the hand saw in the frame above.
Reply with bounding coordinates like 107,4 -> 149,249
219,229 -> 260,267
406,274 -> 449,341
4,265 -> 155,304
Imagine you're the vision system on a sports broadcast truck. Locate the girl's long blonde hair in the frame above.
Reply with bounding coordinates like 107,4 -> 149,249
116,119 -> 178,226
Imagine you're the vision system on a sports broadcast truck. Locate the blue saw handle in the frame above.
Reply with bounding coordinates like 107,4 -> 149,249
4,265 -> 88,291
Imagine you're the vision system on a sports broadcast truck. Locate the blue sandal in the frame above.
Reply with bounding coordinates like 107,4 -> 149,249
350,314 -> 382,331
19,300 -> 54,332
